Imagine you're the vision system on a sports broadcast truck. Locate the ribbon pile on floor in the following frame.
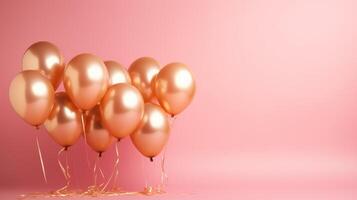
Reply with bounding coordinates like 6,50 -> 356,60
9,41 -> 195,197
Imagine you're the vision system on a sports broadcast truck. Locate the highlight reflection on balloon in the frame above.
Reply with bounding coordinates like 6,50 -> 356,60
100,83 -> 144,139
128,57 -> 160,101
22,41 -> 64,89
9,70 -> 55,126
85,105 -> 113,154
104,60 -> 131,86
130,103 -> 170,160
44,92 -> 82,148
153,63 -> 195,116
64,53 -> 109,111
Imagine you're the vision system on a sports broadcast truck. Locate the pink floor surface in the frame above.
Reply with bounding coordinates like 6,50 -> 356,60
2,188 -> 357,200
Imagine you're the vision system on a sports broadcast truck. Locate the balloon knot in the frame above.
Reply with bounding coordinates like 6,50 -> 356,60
99,152 -> 102,157
64,146 -> 68,151
35,125 -> 40,130
171,114 -> 175,118
150,157 -> 154,162
117,138 -> 121,142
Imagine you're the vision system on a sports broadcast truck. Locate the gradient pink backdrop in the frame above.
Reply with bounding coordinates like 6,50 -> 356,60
1,0 -> 357,199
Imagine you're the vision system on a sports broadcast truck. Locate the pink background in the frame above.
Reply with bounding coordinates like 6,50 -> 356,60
1,0 -> 357,199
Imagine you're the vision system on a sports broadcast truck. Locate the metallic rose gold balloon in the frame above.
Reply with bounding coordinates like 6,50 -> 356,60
44,92 -> 82,148
22,41 -> 64,89
100,83 -> 144,139
85,105 -> 113,154
64,53 -> 109,111
128,57 -> 160,101
104,60 -> 131,86
153,63 -> 195,116
9,70 -> 55,126
130,103 -> 170,160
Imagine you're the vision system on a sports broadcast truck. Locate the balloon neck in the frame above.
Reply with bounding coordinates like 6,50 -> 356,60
35,125 -> 40,130
150,157 -> 154,162
117,138 -> 121,142
171,114 -> 175,118
64,146 -> 68,151
99,152 -> 102,157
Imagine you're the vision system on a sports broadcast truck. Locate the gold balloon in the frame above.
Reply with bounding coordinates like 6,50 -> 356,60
100,83 -> 144,139
128,57 -> 160,101
22,41 -> 64,89
130,103 -> 170,160
153,63 -> 195,116
85,105 -> 113,154
44,92 -> 82,148
64,53 -> 109,111
9,70 -> 55,126
104,60 -> 131,86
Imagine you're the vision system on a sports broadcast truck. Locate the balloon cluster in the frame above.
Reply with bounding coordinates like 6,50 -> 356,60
9,41 -> 196,161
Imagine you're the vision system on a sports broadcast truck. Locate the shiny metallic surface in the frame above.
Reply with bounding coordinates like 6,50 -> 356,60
85,105 -> 113,153
9,70 -> 54,126
104,60 -> 131,86
22,41 -> 64,89
44,92 -> 82,148
64,53 -> 109,110
100,83 -> 144,139
128,57 -> 160,101
153,63 -> 195,115
130,103 -> 170,158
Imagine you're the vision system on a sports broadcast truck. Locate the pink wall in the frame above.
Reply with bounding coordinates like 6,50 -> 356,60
1,0 -> 357,192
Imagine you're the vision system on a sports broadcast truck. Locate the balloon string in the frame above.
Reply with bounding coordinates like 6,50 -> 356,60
113,169 -> 119,190
20,149 -> 163,198
66,150 -> 70,185
156,116 -> 176,193
96,155 -> 105,182
139,158 -> 157,195
82,157 -> 98,196
81,112 -> 91,168
36,135 -> 47,183
94,156 -> 99,187
113,142 -> 120,189
85,155 -> 105,195
159,116 -> 176,189
56,148 -> 71,193
98,163 -> 105,186
101,142 -> 120,192
80,112 -> 86,133
159,147 -> 168,193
